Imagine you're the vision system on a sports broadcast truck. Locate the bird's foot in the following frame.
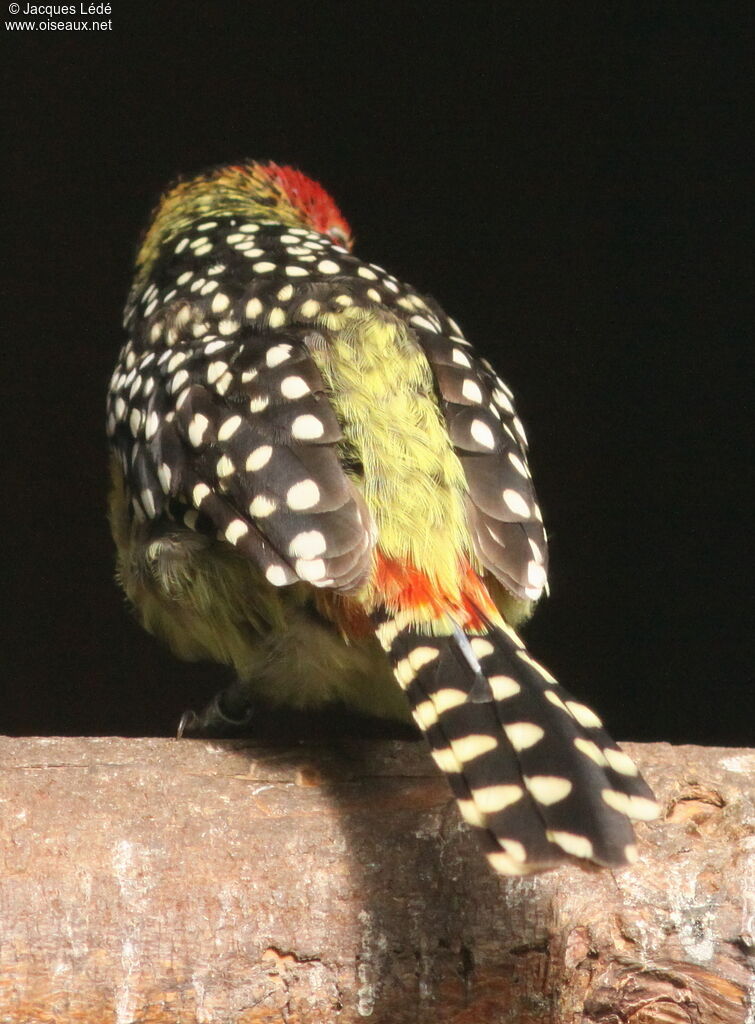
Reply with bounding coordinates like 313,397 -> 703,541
177,689 -> 255,739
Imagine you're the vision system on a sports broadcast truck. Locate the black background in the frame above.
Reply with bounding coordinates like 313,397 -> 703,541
2,5 -> 752,743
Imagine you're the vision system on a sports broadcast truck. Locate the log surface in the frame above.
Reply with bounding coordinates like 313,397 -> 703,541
0,737 -> 752,1023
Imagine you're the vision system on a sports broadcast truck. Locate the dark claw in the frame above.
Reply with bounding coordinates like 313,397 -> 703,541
176,690 -> 255,739
176,709 -> 200,739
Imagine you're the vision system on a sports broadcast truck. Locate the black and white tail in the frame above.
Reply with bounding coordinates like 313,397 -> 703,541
374,610 -> 659,875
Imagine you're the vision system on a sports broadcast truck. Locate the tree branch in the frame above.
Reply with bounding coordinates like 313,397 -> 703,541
0,738 -> 752,1022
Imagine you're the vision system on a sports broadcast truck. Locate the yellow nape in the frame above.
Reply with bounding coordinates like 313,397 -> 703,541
132,163 -> 305,293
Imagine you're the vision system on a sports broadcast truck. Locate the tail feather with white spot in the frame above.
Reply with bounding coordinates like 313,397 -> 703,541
375,610 -> 659,875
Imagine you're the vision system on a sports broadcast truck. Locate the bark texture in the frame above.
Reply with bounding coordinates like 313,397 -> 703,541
0,737 -> 752,1023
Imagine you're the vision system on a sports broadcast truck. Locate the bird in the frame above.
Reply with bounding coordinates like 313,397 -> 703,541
107,160 -> 659,875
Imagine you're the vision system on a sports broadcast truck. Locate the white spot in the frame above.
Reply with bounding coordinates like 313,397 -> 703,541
216,454 -> 234,478
295,557 -> 328,581
238,223 -> 260,234
253,261 -> 276,273
525,776 -> 573,805
493,388 -> 515,414
192,483 -> 210,505
157,463 -> 172,492
218,415 -> 242,441
211,292 -> 230,313
473,784 -> 523,814
280,375 -> 310,399
357,266 -> 378,280
431,688 -> 467,714
486,850 -> 531,876
224,519 -> 248,546
277,284 -> 294,301
450,734 -> 497,763
176,272 -> 193,286
239,248 -> 264,258
140,489 -> 156,517
218,319 -> 239,336
430,747 -> 460,774
470,637 -> 495,658
462,379 -> 483,403
203,339 -> 227,355
317,259 -> 340,274
207,264 -> 226,276
547,831 -> 594,860
409,646 -> 440,673
245,447 -> 272,473
197,221 -> 217,230
286,479 -> 320,510
602,790 -> 630,816
144,411 -> 159,440
574,738 -> 608,765
503,488 -> 530,517
335,294 -> 353,307
245,297 -> 263,319
265,564 -> 292,587
215,371 -> 233,395
457,799 -> 485,827
249,495 -> 277,518
249,396 -> 269,413
174,237 -> 189,254
508,452 -> 529,477
544,690 -> 570,713
528,538 -> 544,562
268,307 -> 286,328
565,701 -> 603,729
188,414 -> 209,447
471,419 -> 496,449
200,280 -> 218,295
512,416 -> 528,445
393,657 -> 415,688
366,288 -> 381,302
452,348 -> 471,367
409,315 -> 438,332
129,408 -> 142,436
627,795 -> 661,821
207,361 -> 229,384
266,343 -> 293,367
504,722 -> 545,751
489,675 -> 521,700
291,414 -> 324,440
285,265 -> 310,277
289,530 -> 327,559
299,299 -> 320,318
527,561 -> 547,589
603,748 -> 639,777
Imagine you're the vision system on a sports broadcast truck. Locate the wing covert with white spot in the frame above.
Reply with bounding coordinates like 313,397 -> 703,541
112,215 -> 548,601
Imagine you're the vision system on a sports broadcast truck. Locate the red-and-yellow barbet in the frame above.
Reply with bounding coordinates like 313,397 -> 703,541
107,161 -> 659,875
